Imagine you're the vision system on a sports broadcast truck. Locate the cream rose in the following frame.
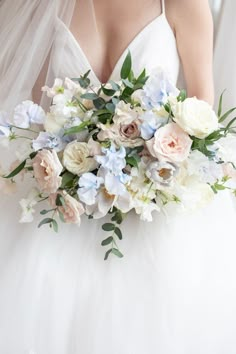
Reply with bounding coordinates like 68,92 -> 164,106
173,97 -> 218,139
146,122 -> 192,163
32,149 -> 63,193
49,191 -> 84,225
63,141 -> 98,176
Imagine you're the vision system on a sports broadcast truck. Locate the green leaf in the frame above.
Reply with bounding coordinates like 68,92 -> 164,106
63,120 -> 92,136
105,102 -> 115,113
111,210 -> 123,224
224,117 -> 236,132
38,218 -> 55,228
136,68 -> 147,84
56,194 -> 65,207
58,211 -> 65,223
109,81 -> 120,91
114,227 -> 122,240
219,107 -> 236,123
122,79 -> 134,89
52,219 -> 59,233
120,50 -> 132,79
102,87 -> 116,96
4,159 -> 26,179
112,97 -> 120,105
40,209 -> 53,215
218,89 -> 226,118
111,248 -> 124,258
104,248 -> 113,261
61,171 -> 76,189
93,97 -> 106,109
102,223 -> 115,231
126,155 -> 140,168
177,90 -> 187,102
101,236 -> 114,246
80,92 -> 98,100
29,151 -> 37,159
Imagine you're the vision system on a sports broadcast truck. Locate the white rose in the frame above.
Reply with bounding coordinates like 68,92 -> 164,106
173,97 -> 218,139
63,141 -> 98,176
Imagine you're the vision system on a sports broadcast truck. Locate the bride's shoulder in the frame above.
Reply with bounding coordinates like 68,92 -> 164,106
165,0 -> 213,35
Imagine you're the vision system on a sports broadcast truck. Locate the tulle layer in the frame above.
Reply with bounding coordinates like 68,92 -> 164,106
0,188 -> 236,354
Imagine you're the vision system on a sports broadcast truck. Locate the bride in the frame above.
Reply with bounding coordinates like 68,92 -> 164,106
0,1 -> 235,353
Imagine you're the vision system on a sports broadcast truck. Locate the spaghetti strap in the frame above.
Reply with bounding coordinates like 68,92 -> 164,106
161,0 -> 165,15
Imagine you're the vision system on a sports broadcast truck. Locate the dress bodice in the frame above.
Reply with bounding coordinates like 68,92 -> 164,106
52,1 -> 180,86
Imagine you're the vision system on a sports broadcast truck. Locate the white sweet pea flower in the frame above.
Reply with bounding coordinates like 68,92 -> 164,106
13,101 -> 45,128
32,132 -> 65,152
78,173 -> 104,205
103,170 -> 131,196
140,111 -> 167,140
42,78 -> 65,98
142,68 -> 179,110
132,198 -> 160,222
95,145 -> 126,175
19,188 -> 40,223
78,168 -> 132,218
0,111 -> 11,139
187,150 -> 223,184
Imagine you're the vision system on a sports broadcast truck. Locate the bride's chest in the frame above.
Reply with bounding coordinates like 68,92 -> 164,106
52,16 -> 180,86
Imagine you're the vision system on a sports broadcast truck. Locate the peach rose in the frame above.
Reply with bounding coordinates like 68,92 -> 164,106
146,122 -> 192,163
49,191 -> 84,225
32,149 -> 63,193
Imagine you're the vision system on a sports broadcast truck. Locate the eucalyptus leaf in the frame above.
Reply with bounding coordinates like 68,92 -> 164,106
102,87 -> 116,96
52,219 -> 59,233
105,102 -> 115,113
80,92 -> 98,100
102,223 -> 115,231
114,227 -> 122,240
56,194 -> 65,207
101,236 -> 114,246
109,81 -> 120,91
112,248 -> 124,258
93,97 -> 106,109
38,218 -> 55,228
104,248 -> 112,260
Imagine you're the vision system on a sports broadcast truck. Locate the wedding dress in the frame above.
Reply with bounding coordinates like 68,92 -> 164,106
0,1 -> 236,353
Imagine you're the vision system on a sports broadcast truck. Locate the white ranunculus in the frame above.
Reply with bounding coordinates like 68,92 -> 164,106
173,97 -> 218,139
63,141 -> 98,176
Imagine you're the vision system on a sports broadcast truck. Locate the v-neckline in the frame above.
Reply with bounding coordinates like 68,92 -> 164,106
58,13 -> 166,85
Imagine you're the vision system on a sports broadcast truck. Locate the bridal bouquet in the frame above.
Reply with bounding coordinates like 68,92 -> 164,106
1,52 -> 236,259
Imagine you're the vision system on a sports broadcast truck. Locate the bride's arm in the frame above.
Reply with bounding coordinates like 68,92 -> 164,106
166,0 -> 214,105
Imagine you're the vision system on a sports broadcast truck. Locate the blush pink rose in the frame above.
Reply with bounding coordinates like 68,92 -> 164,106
146,122 -> 192,163
49,191 -> 84,225
33,149 -> 63,193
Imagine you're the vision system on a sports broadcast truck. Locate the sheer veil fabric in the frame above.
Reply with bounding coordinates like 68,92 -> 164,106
0,0 -> 76,111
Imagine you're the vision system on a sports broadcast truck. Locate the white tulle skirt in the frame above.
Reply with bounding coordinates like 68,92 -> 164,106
0,186 -> 236,354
